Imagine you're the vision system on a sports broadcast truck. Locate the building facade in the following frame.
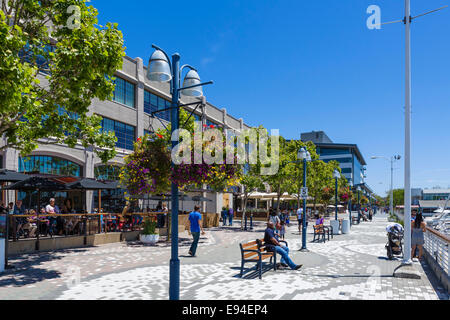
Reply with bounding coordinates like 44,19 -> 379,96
300,131 -> 375,201
0,55 -> 252,213
419,189 -> 450,215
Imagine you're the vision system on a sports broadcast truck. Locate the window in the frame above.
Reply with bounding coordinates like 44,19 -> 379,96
113,77 -> 135,108
95,165 -> 121,181
19,156 -> 82,177
101,117 -> 136,150
341,168 -> 352,174
144,91 -> 170,121
317,147 -> 351,156
19,43 -> 55,75
323,157 -> 352,164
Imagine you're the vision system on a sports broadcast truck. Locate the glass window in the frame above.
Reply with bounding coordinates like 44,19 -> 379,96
353,156 -> 363,185
101,117 -> 136,151
113,77 -> 135,108
144,91 -> 170,121
317,147 -> 351,156
19,156 -> 82,177
95,165 -> 121,181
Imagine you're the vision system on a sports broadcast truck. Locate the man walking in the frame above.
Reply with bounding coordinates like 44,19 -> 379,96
188,206 -> 205,257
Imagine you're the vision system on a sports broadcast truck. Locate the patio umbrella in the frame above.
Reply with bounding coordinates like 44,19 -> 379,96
190,196 -> 212,202
0,169 -> 29,182
66,178 -> 116,190
3,176 -> 68,250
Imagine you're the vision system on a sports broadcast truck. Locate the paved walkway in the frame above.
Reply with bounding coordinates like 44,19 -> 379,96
0,213 -> 448,300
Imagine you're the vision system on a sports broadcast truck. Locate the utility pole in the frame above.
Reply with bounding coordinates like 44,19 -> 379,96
370,0 -> 447,268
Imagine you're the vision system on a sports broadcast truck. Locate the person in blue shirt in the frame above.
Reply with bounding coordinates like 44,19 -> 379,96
228,206 -> 234,226
264,221 -> 302,270
188,206 -> 205,256
221,207 -> 228,226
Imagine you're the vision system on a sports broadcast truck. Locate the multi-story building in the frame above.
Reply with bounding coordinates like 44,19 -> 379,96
300,131 -> 375,201
419,189 -> 450,215
0,55 -> 252,213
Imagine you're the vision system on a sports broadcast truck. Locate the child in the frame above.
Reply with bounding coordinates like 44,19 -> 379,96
280,220 -> 286,240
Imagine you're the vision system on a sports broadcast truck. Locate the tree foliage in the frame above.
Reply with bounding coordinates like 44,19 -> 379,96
0,0 -> 125,162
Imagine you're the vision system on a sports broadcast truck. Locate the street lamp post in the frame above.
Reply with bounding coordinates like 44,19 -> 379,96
348,180 -> 353,228
370,0 -> 448,267
333,169 -> 340,221
147,45 -> 212,300
357,185 -> 361,223
297,147 -> 310,252
371,155 -> 401,218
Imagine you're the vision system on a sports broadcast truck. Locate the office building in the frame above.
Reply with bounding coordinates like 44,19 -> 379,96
0,55 -> 252,213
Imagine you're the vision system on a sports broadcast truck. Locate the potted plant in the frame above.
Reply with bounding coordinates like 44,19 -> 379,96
139,218 -> 159,244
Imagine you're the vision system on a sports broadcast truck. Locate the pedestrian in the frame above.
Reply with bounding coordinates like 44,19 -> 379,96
187,205 -> 205,257
411,212 -> 426,261
269,209 -> 281,235
228,206 -> 234,226
221,206 -> 228,226
286,210 -> 290,227
296,206 -> 303,233
280,220 -> 286,240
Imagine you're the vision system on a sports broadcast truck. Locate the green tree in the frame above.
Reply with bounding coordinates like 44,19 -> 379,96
262,135 -> 291,213
0,1 -> 125,162
284,140 -> 319,210
239,166 -> 264,230
392,189 -> 405,207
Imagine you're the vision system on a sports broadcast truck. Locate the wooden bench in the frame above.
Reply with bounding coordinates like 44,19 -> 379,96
239,239 -> 282,279
313,225 -> 326,242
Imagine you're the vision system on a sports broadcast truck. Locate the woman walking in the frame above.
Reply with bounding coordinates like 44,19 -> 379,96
411,212 -> 426,261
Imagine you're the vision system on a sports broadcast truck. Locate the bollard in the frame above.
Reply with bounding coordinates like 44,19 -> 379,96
250,215 -> 253,230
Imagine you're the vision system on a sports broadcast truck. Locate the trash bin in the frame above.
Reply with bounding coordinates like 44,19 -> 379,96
341,219 -> 350,234
330,220 -> 340,235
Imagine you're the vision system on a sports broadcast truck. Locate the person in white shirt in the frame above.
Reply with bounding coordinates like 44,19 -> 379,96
297,207 -> 303,233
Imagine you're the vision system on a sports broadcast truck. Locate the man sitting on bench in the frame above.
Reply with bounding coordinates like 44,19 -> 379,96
264,221 -> 302,270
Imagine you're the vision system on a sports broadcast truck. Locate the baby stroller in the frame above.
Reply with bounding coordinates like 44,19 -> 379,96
385,223 -> 404,260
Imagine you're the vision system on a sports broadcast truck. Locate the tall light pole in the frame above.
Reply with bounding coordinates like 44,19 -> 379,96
147,45 -> 213,300
348,180 -> 353,227
370,0 -> 448,267
371,155 -> 401,217
297,147 -> 311,252
333,169 -> 341,221
357,185 -> 361,224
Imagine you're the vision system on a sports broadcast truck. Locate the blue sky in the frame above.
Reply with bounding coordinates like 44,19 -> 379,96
91,0 -> 450,196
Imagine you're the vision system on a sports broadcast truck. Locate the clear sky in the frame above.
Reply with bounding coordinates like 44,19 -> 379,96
90,0 -> 450,196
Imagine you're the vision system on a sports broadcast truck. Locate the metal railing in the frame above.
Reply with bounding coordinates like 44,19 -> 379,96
8,212 -> 168,242
424,226 -> 449,276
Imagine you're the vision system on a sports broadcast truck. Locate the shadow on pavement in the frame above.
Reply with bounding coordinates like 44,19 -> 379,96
0,248 -> 90,287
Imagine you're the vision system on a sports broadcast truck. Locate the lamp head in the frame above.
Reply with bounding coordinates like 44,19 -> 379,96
182,70 -> 203,97
306,151 -> 312,162
333,169 -> 341,179
297,147 -> 307,160
147,50 -> 172,82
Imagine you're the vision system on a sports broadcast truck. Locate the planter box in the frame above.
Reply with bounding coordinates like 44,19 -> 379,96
139,234 -> 159,244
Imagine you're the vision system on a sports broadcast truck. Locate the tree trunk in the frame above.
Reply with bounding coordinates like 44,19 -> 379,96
241,195 -> 248,230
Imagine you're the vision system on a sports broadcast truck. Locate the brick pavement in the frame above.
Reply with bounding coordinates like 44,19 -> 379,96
0,213 -> 448,300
